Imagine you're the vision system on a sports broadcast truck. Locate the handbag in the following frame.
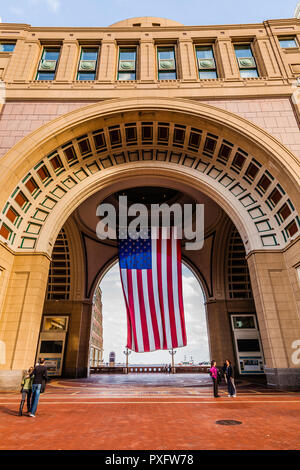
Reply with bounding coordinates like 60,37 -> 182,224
40,379 -> 46,394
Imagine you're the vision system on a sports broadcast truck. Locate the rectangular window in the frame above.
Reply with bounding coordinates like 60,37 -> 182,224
0,42 -> 16,52
279,37 -> 298,49
234,44 -> 259,78
40,340 -> 63,354
118,48 -> 137,81
77,47 -> 99,81
233,316 -> 256,329
43,316 -> 68,331
237,338 -> 260,352
36,47 -> 60,81
196,46 -> 217,79
157,47 -> 177,80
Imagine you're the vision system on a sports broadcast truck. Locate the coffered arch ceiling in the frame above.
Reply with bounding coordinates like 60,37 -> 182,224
0,98 -> 299,254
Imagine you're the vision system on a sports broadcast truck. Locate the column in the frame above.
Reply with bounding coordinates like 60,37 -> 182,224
5,39 -> 41,82
206,300 -> 236,366
253,37 -> 282,79
139,39 -> 156,81
177,38 -> 198,81
55,40 -> 79,82
43,299 -> 91,378
98,39 -> 117,82
215,38 -> 240,80
247,247 -> 300,389
0,251 -> 50,390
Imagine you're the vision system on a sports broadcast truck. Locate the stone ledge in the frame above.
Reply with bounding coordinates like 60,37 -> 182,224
265,367 -> 300,390
0,369 -> 24,390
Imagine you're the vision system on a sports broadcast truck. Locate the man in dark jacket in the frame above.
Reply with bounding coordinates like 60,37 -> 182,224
29,359 -> 48,417
225,359 -> 237,397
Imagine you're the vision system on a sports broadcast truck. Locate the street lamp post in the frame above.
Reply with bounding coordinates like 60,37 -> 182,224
99,348 -> 104,365
123,347 -> 131,374
169,348 -> 177,374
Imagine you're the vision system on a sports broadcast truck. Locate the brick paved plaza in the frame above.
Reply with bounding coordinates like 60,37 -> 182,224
0,374 -> 299,451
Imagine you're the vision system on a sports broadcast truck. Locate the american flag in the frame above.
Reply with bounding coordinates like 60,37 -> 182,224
118,227 -> 187,352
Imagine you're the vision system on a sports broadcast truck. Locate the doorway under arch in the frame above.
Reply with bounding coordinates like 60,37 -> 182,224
96,261 -> 210,368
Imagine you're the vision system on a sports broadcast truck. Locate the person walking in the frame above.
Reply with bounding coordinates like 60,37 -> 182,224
29,359 -> 48,417
209,360 -> 220,398
19,367 -> 34,416
225,359 -> 237,397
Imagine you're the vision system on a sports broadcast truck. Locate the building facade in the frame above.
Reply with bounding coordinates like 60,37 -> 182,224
89,285 -> 103,367
0,16 -> 299,389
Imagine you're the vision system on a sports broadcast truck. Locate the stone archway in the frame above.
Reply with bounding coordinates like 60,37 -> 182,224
0,97 -> 299,389
94,256 -> 210,371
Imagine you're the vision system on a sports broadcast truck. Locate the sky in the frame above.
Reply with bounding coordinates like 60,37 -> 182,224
100,263 -> 210,365
0,0 -> 298,27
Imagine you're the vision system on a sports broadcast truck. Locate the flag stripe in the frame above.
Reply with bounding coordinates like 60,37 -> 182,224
136,270 -> 150,352
125,269 -> 138,351
177,240 -> 187,345
156,231 -> 168,349
150,233 -> 164,349
160,233 -> 172,348
132,270 -> 145,352
147,269 -> 162,350
141,270 -> 156,351
166,232 -> 178,348
120,269 -> 132,350
172,232 -> 184,347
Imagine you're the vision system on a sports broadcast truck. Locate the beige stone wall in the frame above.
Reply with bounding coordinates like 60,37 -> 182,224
247,244 -> 300,370
204,98 -> 300,158
0,97 -> 299,158
0,101 -> 95,157
0,252 -> 50,372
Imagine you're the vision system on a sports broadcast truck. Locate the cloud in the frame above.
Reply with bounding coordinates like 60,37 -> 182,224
100,263 -> 210,364
27,0 -> 61,13
46,0 -> 60,12
9,5 -> 24,16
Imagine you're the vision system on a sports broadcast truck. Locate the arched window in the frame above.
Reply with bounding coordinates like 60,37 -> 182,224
47,228 -> 70,300
227,228 -> 253,299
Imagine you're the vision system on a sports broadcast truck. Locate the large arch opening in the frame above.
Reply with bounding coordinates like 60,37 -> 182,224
39,179 -> 264,380
97,260 -> 209,368
0,98 -> 299,389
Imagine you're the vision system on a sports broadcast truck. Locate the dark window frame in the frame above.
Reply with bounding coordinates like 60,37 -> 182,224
36,46 -> 61,81
157,46 -> 177,81
195,44 -> 218,80
233,43 -> 259,79
77,46 -> 100,81
117,46 -> 137,81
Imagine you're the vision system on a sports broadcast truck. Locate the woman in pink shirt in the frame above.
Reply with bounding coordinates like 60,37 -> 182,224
209,360 -> 220,398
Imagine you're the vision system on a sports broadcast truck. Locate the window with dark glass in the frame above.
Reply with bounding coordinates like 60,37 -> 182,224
36,47 -> 60,81
40,340 -> 63,354
279,37 -> 298,49
196,46 -> 217,79
77,48 -> 99,81
157,47 -> 177,80
234,44 -> 259,78
0,42 -> 16,52
118,48 -> 137,80
233,316 -> 256,329
237,339 -> 260,352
